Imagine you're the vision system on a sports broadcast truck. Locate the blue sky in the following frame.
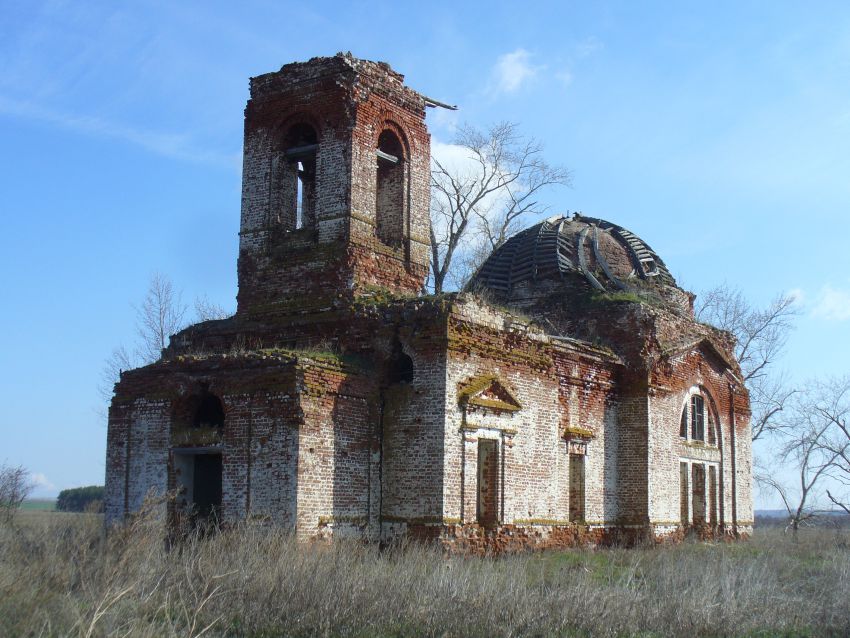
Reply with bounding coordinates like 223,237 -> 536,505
1,1 -> 848,506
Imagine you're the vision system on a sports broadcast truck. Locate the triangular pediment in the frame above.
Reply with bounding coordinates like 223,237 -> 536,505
655,336 -> 745,387
457,374 -> 522,412
660,336 -> 736,372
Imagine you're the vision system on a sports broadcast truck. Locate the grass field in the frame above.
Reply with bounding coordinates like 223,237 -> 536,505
2,507 -> 849,637
18,498 -> 55,511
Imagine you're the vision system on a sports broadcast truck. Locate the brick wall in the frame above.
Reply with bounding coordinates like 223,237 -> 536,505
647,343 -> 753,536
106,355 -> 303,528
106,54 -> 754,550
236,53 -> 431,319
379,321 -> 449,541
438,296 -> 627,549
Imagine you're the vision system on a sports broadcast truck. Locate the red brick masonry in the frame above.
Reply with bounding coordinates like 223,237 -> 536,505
105,54 -> 752,552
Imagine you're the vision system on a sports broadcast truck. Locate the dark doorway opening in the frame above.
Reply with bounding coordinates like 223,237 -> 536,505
680,461 -> 689,525
193,454 -> 222,524
708,465 -> 718,525
692,463 -> 706,525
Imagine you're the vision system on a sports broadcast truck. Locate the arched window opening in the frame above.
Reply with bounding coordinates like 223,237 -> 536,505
680,391 -> 718,445
279,123 -> 318,231
690,395 -> 705,441
376,130 -> 405,246
193,394 -> 225,429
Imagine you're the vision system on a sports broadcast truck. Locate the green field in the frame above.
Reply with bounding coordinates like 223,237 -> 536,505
2,508 -> 849,637
18,499 -> 55,511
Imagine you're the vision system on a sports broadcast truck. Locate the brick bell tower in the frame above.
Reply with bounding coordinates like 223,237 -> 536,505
236,53 -> 432,319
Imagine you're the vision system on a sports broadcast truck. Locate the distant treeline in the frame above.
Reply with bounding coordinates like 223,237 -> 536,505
755,511 -> 850,529
56,486 -> 104,513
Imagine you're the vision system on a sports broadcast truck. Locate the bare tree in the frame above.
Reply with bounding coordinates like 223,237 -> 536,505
100,276 -> 234,407
696,284 -> 799,440
429,122 -> 571,293
758,415 -> 837,536
98,345 -> 135,403
0,463 -> 33,525
758,376 -> 850,533
801,376 -> 850,515
194,295 -> 232,322
135,273 -> 187,363
748,374 -> 798,443
100,274 -> 188,404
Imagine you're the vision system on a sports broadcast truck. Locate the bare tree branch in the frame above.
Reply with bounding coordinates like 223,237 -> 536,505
827,490 -> 850,517
749,374 -> 797,442
696,284 -> 799,440
429,121 -> 571,293
804,376 -> 850,513
758,413 -> 835,537
194,295 -> 232,322
101,274 -> 189,406
761,375 -> 850,534
0,463 -> 33,525
135,273 -> 187,364
98,345 -> 135,404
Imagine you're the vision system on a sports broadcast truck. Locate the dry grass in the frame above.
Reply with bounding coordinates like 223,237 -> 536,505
2,509 -> 849,637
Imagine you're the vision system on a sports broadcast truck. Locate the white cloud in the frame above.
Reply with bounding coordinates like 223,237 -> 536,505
810,284 -> 850,321
431,139 -> 477,174
30,472 -> 55,492
426,106 -> 460,137
0,94 -> 240,169
489,49 -> 542,95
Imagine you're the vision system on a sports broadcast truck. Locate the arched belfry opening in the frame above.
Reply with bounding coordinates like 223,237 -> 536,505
376,129 -> 406,247
276,122 -> 318,231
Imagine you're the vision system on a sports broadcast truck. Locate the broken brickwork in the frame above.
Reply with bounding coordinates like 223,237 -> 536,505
105,54 -> 753,552
238,54 -> 430,320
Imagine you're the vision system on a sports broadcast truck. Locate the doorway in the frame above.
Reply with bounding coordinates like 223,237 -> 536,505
174,451 -> 222,528
692,463 -> 706,525
193,454 -> 222,522
477,439 -> 499,526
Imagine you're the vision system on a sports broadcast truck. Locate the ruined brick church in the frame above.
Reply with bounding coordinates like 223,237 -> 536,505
105,53 -> 753,549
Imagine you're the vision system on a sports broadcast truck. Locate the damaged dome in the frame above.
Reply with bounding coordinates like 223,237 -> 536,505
469,214 -> 685,306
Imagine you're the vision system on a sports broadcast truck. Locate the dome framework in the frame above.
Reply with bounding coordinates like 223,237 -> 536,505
471,214 -> 676,297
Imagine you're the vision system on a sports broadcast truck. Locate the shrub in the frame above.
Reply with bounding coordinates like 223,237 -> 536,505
0,464 -> 32,524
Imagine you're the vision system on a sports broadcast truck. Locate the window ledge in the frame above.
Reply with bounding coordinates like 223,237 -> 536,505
682,439 -> 718,449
